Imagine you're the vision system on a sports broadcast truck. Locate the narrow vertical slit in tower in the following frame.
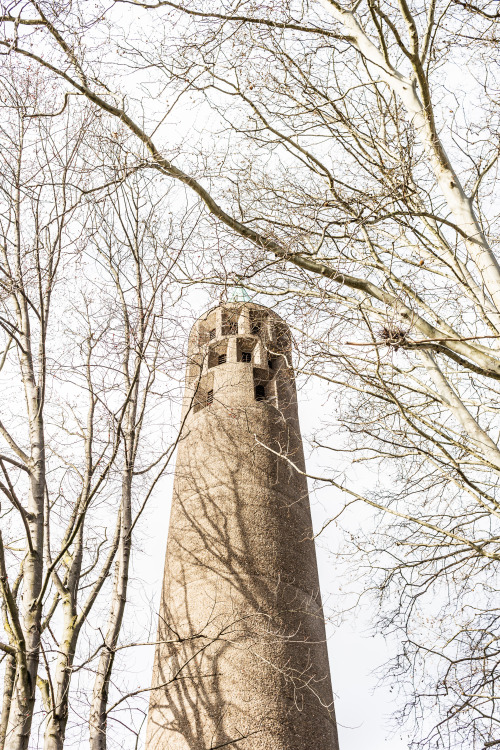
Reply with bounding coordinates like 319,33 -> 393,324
255,384 -> 266,401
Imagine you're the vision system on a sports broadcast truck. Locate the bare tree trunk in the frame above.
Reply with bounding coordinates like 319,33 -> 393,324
43,711 -> 66,750
42,534 -> 83,750
89,214 -> 143,749
0,653 -> 16,747
5,390 -> 45,750
4,164 -> 46,750
42,634 -> 76,750
89,469 -> 132,750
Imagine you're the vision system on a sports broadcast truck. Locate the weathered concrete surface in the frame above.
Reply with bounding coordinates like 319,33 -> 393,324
145,303 -> 339,750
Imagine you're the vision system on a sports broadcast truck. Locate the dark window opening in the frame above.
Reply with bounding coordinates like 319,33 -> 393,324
207,389 -> 214,405
209,328 -> 216,340
241,352 -> 251,363
275,322 -> 290,351
255,384 -> 266,402
208,343 -> 228,370
222,310 -> 239,336
250,310 -> 267,338
277,336 -> 289,350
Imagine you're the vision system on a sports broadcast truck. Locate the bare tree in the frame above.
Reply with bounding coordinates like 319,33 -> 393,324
85,176 -> 191,750
2,0 -> 500,747
0,66 -> 187,750
0,65 -> 103,749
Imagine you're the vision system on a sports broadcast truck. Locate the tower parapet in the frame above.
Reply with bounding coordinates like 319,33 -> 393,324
183,302 -> 294,419
145,301 -> 339,750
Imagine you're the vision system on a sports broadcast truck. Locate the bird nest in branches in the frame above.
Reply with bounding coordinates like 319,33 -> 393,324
379,325 -> 410,350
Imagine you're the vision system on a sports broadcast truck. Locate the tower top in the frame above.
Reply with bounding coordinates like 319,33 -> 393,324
183,300 -> 292,420
188,300 -> 289,352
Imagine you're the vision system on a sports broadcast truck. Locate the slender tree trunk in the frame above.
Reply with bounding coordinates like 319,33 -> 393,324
5,398 -> 44,750
89,306 -> 139,750
43,718 -> 66,750
0,653 -> 16,747
42,603 -> 80,750
42,513 -> 84,750
4,157 -> 46,750
89,469 -> 132,750
42,665 -> 73,750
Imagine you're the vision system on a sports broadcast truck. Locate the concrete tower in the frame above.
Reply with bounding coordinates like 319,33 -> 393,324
145,302 -> 339,750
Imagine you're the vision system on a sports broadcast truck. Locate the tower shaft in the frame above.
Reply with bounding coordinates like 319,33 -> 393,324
146,303 -> 339,750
